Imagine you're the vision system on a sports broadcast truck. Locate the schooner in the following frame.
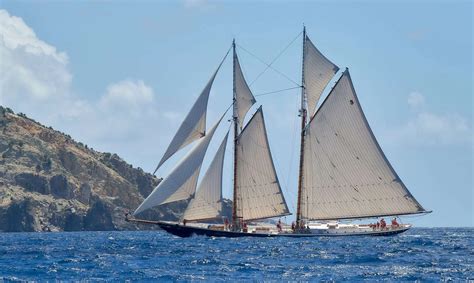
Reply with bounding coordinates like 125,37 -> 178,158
127,28 -> 430,237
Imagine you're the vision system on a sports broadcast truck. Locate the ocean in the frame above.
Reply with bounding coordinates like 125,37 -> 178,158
0,228 -> 472,281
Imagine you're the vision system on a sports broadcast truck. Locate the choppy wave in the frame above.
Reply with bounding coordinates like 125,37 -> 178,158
0,228 -> 472,281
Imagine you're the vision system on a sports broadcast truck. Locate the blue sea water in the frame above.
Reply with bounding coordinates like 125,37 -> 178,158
0,228 -> 472,281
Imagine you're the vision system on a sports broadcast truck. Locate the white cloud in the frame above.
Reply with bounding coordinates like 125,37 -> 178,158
385,92 -> 472,146
100,79 -> 154,115
163,111 -> 182,121
0,9 -> 71,104
407,91 -> 425,109
0,9 -> 171,170
0,10 -> 67,63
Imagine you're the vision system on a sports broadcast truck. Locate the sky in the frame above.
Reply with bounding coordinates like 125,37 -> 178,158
0,0 -> 472,227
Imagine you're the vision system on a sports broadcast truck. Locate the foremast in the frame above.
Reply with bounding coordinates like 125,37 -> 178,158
231,39 -> 289,229
232,39 -> 241,230
296,27 -> 306,228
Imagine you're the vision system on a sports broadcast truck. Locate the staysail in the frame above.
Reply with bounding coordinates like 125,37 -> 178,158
183,131 -> 229,221
153,54 -> 228,174
134,115 -> 224,216
234,52 -> 256,128
301,69 -> 426,220
303,35 -> 339,117
235,106 -> 290,221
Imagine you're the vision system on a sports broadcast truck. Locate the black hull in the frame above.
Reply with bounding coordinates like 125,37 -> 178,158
155,221 -> 410,238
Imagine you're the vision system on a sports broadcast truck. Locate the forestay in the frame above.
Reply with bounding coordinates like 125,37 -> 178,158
183,131 -> 229,221
134,116 -> 224,216
234,52 -> 256,128
153,56 -> 227,174
304,35 -> 339,117
236,107 -> 290,221
301,69 -> 426,220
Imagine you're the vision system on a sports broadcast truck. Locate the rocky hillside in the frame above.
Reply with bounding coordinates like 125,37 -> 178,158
0,106 -> 231,232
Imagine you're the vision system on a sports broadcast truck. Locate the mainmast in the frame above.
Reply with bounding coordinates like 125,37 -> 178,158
296,26 -> 306,227
232,39 -> 240,230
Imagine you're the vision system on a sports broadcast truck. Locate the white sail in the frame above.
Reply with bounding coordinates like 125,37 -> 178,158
304,35 -> 339,117
153,57 -> 227,174
236,106 -> 290,221
134,115 -> 224,216
234,52 -> 256,128
301,69 -> 426,220
183,131 -> 229,221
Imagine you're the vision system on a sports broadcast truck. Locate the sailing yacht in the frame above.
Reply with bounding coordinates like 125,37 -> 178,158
127,28 -> 430,237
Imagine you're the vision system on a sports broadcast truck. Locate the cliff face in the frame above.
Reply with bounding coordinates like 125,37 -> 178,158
0,106 -> 231,232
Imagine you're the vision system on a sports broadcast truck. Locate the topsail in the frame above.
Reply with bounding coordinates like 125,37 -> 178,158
303,35 -> 339,117
234,52 -> 256,128
301,69 -> 426,220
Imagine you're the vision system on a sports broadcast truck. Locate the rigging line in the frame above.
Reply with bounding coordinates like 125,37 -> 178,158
224,102 -> 234,115
236,31 -> 302,87
284,88 -> 301,209
220,43 -> 233,67
248,31 -> 302,86
254,86 -> 302,97
238,44 -> 301,88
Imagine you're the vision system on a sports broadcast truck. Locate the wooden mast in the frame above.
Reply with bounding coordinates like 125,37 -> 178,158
232,39 -> 240,230
296,26 -> 306,228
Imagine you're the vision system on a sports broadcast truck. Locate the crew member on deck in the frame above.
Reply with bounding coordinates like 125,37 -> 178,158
276,219 -> 282,232
391,218 -> 399,228
380,218 -> 386,230
224,218 -> 229,231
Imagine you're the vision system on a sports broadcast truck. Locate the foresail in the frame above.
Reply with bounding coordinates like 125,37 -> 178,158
304,35 -> 339,117
236,107 -> 290,221
234,52 -> 256,128
302,69 -> 426,220
183,131 -> 229,221
134,115 -> 224,216
153,54 -> 227,174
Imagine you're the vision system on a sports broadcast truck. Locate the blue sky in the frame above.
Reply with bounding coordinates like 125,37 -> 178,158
0,0 -> 472,227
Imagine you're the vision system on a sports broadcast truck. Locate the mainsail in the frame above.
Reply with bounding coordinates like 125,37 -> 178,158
182,131 -> 229,221
303,35 -> 339,117
235,106 -> 290,221
134,115 -> 224,216
301,69 -> 426,220
234,52 -> 256,128
153,54 -> 228,174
